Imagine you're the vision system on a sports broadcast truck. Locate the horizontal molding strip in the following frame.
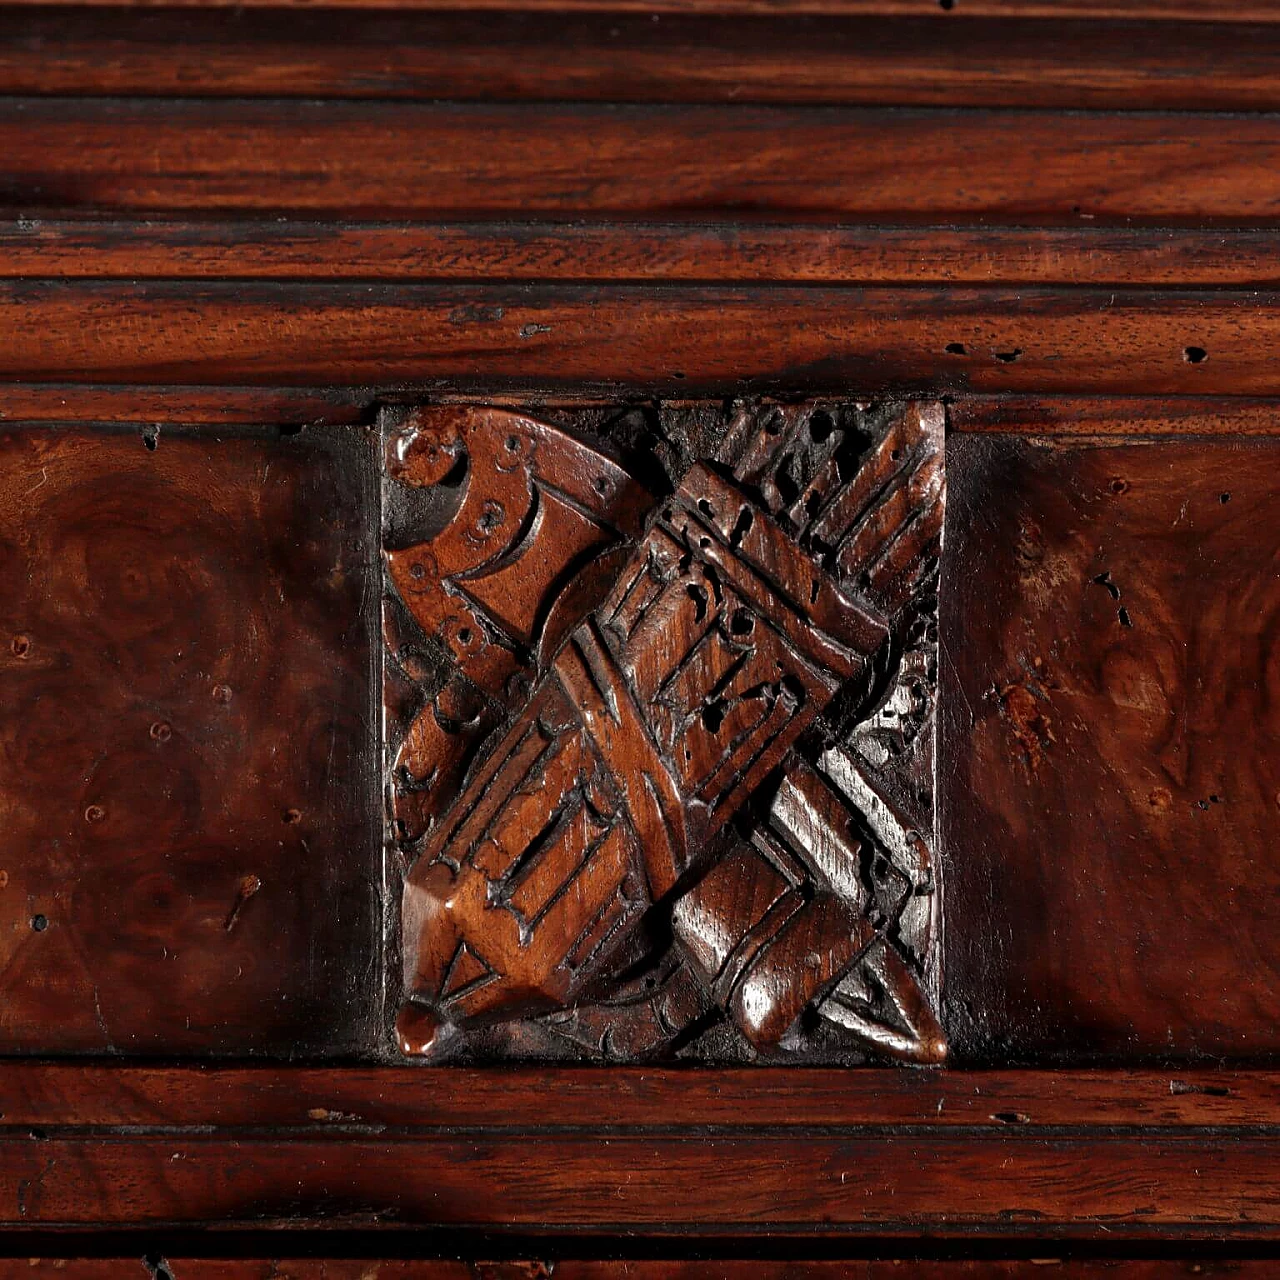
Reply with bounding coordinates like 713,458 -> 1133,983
4,2 -> 1280,21
0,384 -> 372,425
0,283 -> 1275,393
5,1133 -> 1280,1233
3,1068 -> 1280,1236
9,1266 -> 1280,1280
3,11 -> 1280,110
4,389 -> 1279,435
950,396 -> 1280,435
5,222 -> 1280,287
7,1066 -> 1278,1130
6,102 -> 1280,223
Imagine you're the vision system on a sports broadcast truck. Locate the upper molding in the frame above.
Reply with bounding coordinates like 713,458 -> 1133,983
3,9 -> 1280,110
2,1 -> 1279,18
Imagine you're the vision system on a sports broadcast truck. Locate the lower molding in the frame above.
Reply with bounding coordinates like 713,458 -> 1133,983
4,1067 -> 1279,1236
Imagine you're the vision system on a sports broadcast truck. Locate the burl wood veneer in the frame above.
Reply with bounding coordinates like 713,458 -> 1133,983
0,424 -> 380,1055
943,434 -> 1280,1061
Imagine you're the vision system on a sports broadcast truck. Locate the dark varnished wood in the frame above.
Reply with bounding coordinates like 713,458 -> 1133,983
9,222 -> 1280,288
0,384 -> 372,427
0,424 -> 380,1054
10,1264 -> 1280,1280
2,0 -> 1280,1255
952,396 -> 1280,437
6,1064 -> 1276,1129
5,0 -> 1280,17
6,102 -> 1280,223
0,285 -> 1272,394
5,1131 -> 1280,1233
4,1065 -> 1278,1233
941,432 -> 1280,1061
5,10 -> 1280,111
390,402 -> 943,1063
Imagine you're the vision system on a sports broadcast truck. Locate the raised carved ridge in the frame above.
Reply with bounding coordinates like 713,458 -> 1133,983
383,400 -> 944,1064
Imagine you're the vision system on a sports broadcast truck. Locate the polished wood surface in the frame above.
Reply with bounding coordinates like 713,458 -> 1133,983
9,222 -> 1280,288
1,285 -> 1277,394
942,432 -> 1280,1061
2,1065 -> 1279,1234
11,1263 -> 1280,1279
5,10 -> 1280,110
4,103 -> 1280,222
2,0 -> 1279,1260
390,402 -> 942,1063
0,425 -> 380,1054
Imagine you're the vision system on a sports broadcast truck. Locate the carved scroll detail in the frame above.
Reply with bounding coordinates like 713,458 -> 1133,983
385,401 -> 945,1064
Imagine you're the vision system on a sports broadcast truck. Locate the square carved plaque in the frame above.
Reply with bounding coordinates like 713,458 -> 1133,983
382,400 -> 945,1064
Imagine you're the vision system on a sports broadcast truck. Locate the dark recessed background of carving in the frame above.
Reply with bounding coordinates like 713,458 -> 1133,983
383,399 -> 943,1065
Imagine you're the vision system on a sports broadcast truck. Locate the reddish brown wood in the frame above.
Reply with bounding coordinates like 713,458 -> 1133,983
941,435 -> 1280,1061
8,1264 -> 1280,1280
4,0 -> 1280,17
952,397 -> 1280,437
4,1064 -> 1275,1130
3,102 -> 1280,223
391,402 -> 943,1063
0,285 -> 1275,394
6,1129 -> 1280,1234
0,384 -> 372,427
0,424 -> 380,1054
3,11 -> 1280,110
8,222 -> 1280,287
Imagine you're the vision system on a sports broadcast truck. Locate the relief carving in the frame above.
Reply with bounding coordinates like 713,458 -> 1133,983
384,400 -> 945,1064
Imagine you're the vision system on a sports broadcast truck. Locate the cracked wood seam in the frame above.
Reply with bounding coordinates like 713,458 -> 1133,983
383,400 -> 944,1064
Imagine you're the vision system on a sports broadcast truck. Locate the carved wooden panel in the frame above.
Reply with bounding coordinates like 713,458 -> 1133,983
384,401 -> 944,1063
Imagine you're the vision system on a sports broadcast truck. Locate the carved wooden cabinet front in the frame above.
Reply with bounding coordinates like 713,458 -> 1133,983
3,2 -> 1280,1266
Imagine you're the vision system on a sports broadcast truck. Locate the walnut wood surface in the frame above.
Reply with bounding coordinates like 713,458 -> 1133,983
388,402 -> 943,1063
0,285 -> 1275,394
6,0 -> 1280,17
0,424 -> 380,1054
2,0 -> 1280,1254
9,1264 -> 1280,1280
4,10 -> 1280,110
9,222 -> 1280,288
5,102 -> 1280,223
941,434 -> 1280,1061
6,1064 -> 1277,1129
6,1131 -> 1280,1233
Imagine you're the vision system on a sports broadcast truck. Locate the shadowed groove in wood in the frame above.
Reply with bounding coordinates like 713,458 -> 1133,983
8,222 -> 1280,286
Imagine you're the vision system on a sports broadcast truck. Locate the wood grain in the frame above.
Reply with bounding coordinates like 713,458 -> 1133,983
4,1131 -> 1280,1233
0,284 -> 1273,394
15,1264 -> 1280,1280
3,1065 -> 1275,1130
5,102 -> 1280,223
10,1265 -> 1280,1280
0,384 -> 372,426
941,435 -> 1280,1061
952,397 -> 1280,437
0,424 -> 381,1054
5,11 -> 1280,110
8,222 -> 1280,287
4,0 -> 1280,18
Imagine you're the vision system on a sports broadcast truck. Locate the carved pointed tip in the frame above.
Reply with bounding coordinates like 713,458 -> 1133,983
912,1028 -> 949,1067
395,1002 -> 451,1059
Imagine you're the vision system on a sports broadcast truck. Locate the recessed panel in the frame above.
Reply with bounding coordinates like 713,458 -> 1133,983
0,424 -> 379,1055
